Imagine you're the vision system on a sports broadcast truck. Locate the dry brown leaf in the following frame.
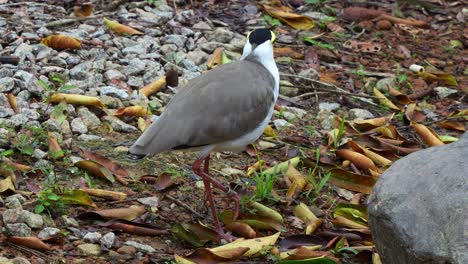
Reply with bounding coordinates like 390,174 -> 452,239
139,77 -> 166,97
7,93 -> 18,113
47,132 -> 64,159
79,188 -> 127,201
101,219 -> 167,236
80,149 -> 129,185
211,232 -> 280,257
103,18 -> 143,35
259,4 -> 314,30
438,121 -> 465,131
40,35 -> 81,50
207,47 -> 224,69
412,123 -> 444,147
333,215 -> 369,230
94,206 -> 145,221
7,236 -> 52,251
336,149 -> 377,171
114,105 -> 151,117
352,116 -> 391,131
347,141 -> 392,167
388,86 -> 411,104
176,247 -> 249,264
74,4 -> 93,17
48,93 -> 104,108
75,160 -> 115,183
274,47 -> 303,59
328,168 -> 376,194
226,222 -> 256,238
405,103 -> 426,123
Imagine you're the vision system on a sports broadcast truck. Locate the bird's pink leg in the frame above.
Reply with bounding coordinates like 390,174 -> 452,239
202,155 -> 240,220
193,157 -> 235,242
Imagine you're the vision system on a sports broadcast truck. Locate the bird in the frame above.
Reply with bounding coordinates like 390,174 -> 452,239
128,28 -> 279,240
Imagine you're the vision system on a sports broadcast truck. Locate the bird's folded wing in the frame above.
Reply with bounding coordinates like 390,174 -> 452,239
130,60 -> 275,155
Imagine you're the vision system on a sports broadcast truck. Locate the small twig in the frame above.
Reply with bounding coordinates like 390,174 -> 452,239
164,194 -> 204,219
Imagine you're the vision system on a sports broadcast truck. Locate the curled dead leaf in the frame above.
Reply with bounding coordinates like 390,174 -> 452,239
411,123 -> 444,147
373,88 -> 399,110
101,219 -> 168,236
207,47 -> 224,69
75,160 -> 115,183
139,76 -> 166,97
103,17 -> 143,36
211,232 -> 280,257
336,149 -> 377,171
40,35 -> 81,50
437,120 -> 465,132
250,201 -> 283,223
388,86 -> 411,105
7,236 -> 52,251
293,203 -> 323,235
259,4 -> 314,30
274,47 -> 304,59
48,93 -> 104,108
327,168 -> 376,194
7,93 -> 18,113
114,106 -> 151,117
176,247 -> 249,264
79,188 -> 127,201
74,4 -> 93,17
226,222 -> 256,238
47,132 -> 64,159
80,206 -> 145,221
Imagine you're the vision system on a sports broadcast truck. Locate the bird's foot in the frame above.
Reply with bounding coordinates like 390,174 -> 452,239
216,229 -> 237,243
226,189 -> 240,220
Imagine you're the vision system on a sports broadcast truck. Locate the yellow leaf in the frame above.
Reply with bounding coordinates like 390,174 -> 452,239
0,176 -> 15,194
259,4 -> 314,30
79,188 -> 127,201
293,203 -> 323,234
139,77 -> 166,97
263,125 -> 276,137
411,123 -> 444,147
48,93 -> 104,108
263,157 -> 301,175
207,47 -> 224,69
373,88 -> 399,110
114,106 -> 151,117
250,201 -> 283,223
103,18 -> 143,36
211,232 -> 280,257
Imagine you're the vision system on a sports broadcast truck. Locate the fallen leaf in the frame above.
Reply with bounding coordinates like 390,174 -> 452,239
278,257 -> 337,264
79,188 -> 127,201
207,47 -> 224,69
284,165 -> 307,205
47,132 -> 64,159
347,141 -> 392,167
226,222 -> 256,238
80,206 -> 145,221
411,123 -> 444,146
373,88 -> 399,110
80,149 -> 129,185
7,93 -> 18,113
352,116 -> 391,131
263,157 -> 301,175
280,247 -> 337,261
7,236 -> 52,251
211,232 -> 280,257
448,109 -> 468,119
153,173 -> 175,191
181,222 -> 220,243
388,86 -> 411,104
404,103 -> 426,123
171,223 -> 210,247
103,17 -> 143,36
333,215 -> 368,230
293,203 -> 323,235
327,168 -> 376,194
74,4 -> 93,17
374,137 -> 421,155
75,160 -> 115,183
48,93 -> 104,107
274,47 -> 303,59
417,71 -> 458,86
237,214 -> 283,231
101,219 -> 168,236
176,247 -> 249,264
333,203 -> 368,226
335,149 -> 377,171
263,125 -> 277,137
40,35 -> 82,50
437,121 -> 465,132
114,106 -> 151,117
139,76 -> 166,97
279,235 -> 327,251
60,189 -> 97,208
0,175 -> 15,194
259,4 -> 314,30
250,201 -> 283,223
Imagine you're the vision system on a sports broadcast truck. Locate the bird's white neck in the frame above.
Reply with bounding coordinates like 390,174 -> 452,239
241,42 -> 280,101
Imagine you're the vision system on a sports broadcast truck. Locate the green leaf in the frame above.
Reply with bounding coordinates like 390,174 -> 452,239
305,0 -> 322,4
35,204 -> 45,214
0,149 -> 14,157
263,14 -> 282,27
171,223 -> 205,247
333,203 -> 368,225
60,190 -> 95,207
303,38 -> 335,50
47,193 -> 60,201
38,79 -> 51,91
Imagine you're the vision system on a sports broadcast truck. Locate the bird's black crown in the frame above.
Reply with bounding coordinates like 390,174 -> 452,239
248,28 -> 273,46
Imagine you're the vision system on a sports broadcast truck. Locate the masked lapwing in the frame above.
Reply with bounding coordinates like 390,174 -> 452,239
129,28 -> 279,240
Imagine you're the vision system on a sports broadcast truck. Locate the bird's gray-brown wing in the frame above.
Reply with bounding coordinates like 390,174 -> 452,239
129,60 -> 275,155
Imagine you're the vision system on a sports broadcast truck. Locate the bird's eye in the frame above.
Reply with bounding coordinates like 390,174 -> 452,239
270,31 -> 276,43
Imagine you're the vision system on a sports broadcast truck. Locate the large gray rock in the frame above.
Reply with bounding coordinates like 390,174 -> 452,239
368,133 -> 468,264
